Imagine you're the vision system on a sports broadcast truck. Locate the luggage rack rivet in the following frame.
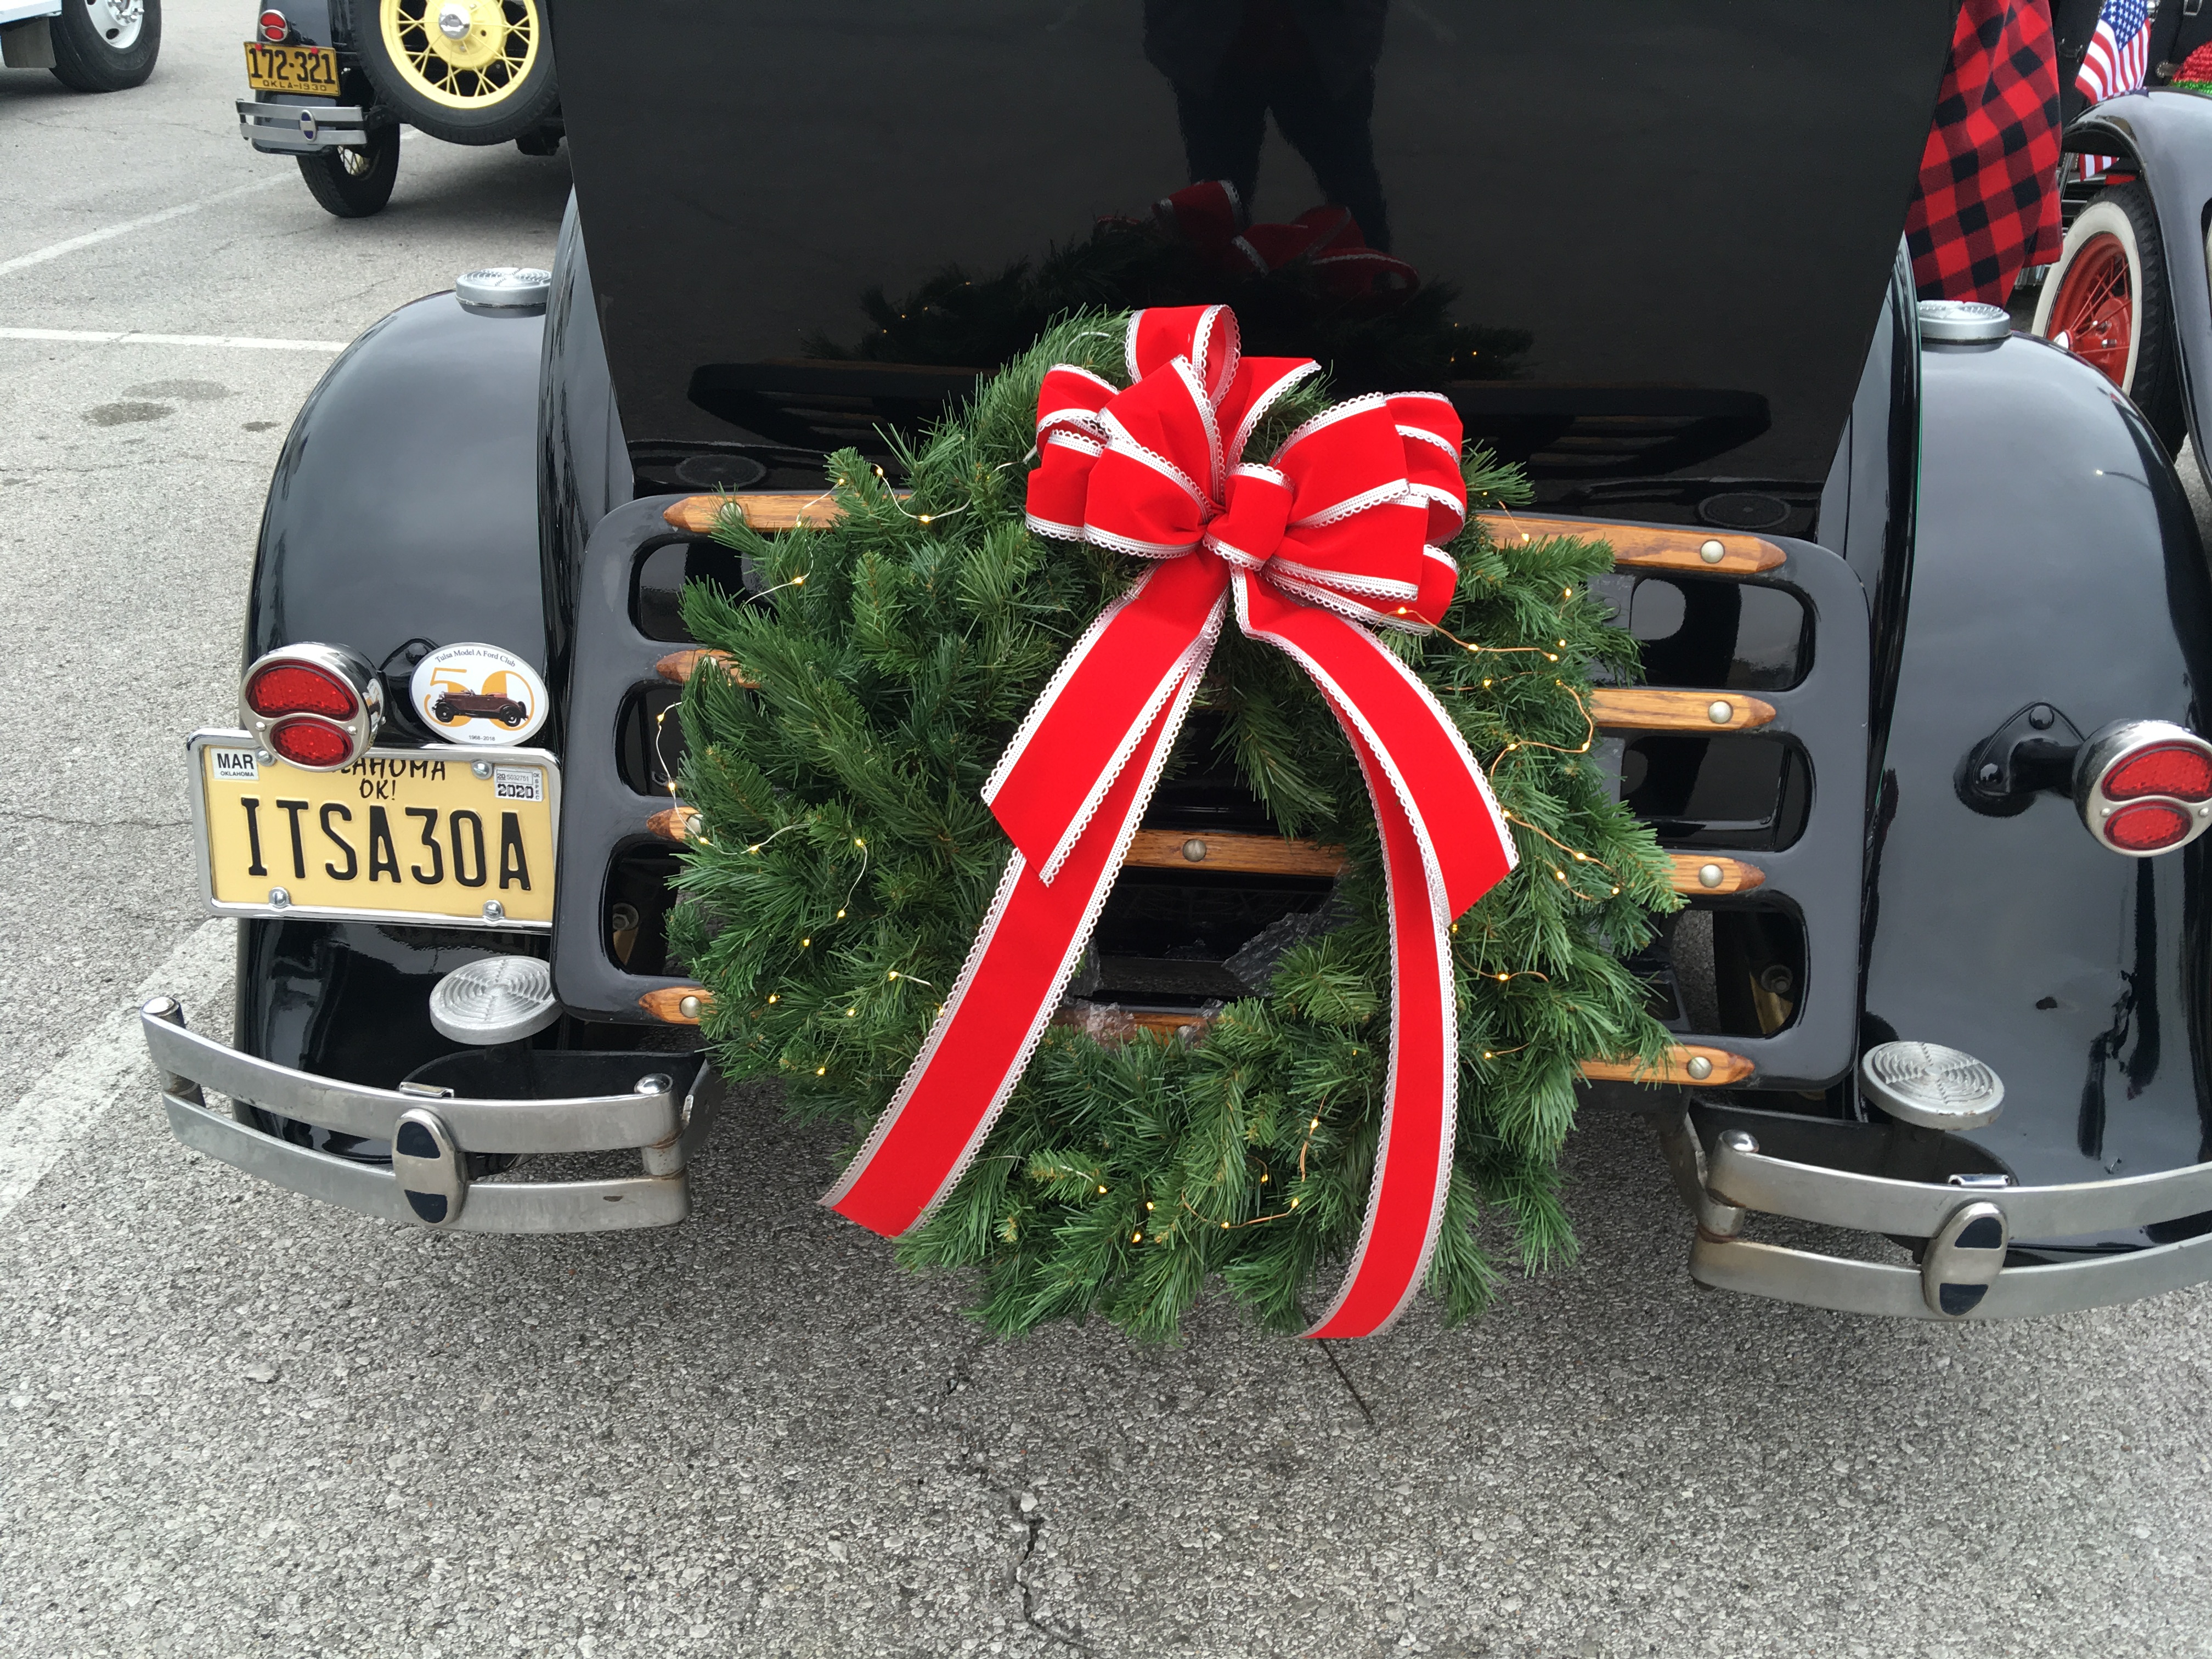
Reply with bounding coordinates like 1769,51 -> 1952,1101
268,887 -> 290,909
1686,1054 -> 1713,1080
678,995 -> 703,1020
1699,539 -> 1724,563
472,761 -> 493,779
1697,862 -> 1723,888
1181,838 -> 1207,862
1707,700 -> 1733,724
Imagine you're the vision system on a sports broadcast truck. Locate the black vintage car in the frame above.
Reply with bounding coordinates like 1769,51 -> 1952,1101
235,0 -> 560,217
142,0 -> 2212,1324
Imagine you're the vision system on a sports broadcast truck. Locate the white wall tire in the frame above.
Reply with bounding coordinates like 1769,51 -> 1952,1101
2033,183 -> 2185,452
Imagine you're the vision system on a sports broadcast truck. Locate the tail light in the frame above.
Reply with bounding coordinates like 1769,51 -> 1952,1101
2076,720 -> 2212,856
240,644 -> 381,771
257,9 -> 289,41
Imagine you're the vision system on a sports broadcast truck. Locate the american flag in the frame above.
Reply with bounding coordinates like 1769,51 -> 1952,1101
2078,0 -> 2149,176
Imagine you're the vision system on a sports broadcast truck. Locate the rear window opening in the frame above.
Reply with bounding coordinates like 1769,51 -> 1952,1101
1620,733 -> 1810,851
1656,906 -> 1808,1039
604,844 -> 684,975
1088,867 -> 1338,1009
631,538 -> 749,642
616,683 -> 686,796
1588,573 -> 1808,691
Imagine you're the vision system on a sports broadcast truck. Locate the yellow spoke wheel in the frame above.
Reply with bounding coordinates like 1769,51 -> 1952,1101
379,0 -> 539,111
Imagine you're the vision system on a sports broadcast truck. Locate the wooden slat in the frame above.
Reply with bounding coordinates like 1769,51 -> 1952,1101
1474,512 -> 1785,575
639,986 -> 710,1025
1122,828 -> 1346,878
1578,1045 -> 1754,1086
663,493 -> 848,535
656,647 -> 754,687
1667,854 -> 1765,895
667,496 -> 1787,580
1590,688 -> 1775,732
647,805 -> 704,844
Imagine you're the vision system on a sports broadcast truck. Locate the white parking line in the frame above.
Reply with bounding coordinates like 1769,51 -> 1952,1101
0,328 -> 347,352
0,920 -> 235,1225
0,177 -> 285,279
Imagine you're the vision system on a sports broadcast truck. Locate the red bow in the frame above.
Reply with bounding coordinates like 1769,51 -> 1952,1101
1154,180 -> 1419,301
823,306 -> 1515,1338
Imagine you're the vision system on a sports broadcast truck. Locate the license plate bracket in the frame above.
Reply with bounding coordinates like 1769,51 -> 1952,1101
189,731 -> 561,930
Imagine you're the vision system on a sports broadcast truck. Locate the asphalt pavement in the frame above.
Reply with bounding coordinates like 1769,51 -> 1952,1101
5,9 -> 2212,1658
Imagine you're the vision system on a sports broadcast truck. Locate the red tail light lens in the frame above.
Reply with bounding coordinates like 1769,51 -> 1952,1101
2104,800 -> 2193,853
257,9 -> 287,41
267,718 -> 354,769
239,645 -> 380,770
246,661 -> 358,720
2102,742 -> 2212,802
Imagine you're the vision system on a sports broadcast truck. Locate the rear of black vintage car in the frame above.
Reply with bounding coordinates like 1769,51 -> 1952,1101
143,1 -> 2212,1320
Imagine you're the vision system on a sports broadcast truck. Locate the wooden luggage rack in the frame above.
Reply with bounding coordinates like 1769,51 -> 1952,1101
637,493 -> 1768,1090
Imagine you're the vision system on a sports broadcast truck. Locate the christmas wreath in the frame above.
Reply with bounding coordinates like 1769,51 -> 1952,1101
669,307 -> 1677,1340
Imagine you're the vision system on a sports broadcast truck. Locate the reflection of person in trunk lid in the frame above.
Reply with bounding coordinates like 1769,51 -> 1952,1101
1146,0 -> 1392,250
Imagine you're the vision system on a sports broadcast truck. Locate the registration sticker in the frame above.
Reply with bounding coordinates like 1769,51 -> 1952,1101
492,765 -> 544,803
208,747 -> 259,783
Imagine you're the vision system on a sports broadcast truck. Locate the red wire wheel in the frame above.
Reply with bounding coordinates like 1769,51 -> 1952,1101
2045,232 -> 2134,387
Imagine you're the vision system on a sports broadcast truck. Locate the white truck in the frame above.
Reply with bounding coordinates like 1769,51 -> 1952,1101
0,0 -> 159,92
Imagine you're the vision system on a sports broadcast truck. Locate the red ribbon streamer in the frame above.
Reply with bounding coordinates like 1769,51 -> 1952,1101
822,305 -> 1515,1338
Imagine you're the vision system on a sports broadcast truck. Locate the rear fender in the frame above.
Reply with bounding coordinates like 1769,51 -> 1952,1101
238,289 -> 546,1079
1866,326 -> 2212,1228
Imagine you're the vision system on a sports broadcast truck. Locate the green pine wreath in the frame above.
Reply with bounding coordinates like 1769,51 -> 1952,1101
668,313 -> 1679,1339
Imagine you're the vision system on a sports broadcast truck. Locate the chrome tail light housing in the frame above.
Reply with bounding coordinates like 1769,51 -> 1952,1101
2074,719 -> 2212,856
240,644 -> 382,771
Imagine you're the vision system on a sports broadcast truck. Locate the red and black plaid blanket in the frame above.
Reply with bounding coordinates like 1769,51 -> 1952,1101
1906,0 -> 2064,303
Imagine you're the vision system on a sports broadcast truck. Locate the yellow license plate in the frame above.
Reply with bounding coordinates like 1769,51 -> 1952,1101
244,41 -> 338,95
191,733 -> 559,929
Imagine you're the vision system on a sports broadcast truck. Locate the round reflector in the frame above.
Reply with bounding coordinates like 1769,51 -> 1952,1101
2102,741 -> 2212,802
2104,800 -> 2193,853
268,717 -> 354,769
246,660 -> 358,720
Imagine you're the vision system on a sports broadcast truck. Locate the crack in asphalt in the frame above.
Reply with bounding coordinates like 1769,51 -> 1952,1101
0,808 -> 188,832
1317,1338 -> 1377,1429
951,1452 -> 1093,1654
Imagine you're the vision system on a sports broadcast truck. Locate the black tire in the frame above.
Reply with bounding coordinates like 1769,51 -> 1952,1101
2033,181 -> 2187,454
47,0 -> 160,92
296,125 -> 401,219
356,0 -> 558,146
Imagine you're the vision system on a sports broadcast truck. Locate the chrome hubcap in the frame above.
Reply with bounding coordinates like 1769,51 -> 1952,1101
84,0 -> 145,48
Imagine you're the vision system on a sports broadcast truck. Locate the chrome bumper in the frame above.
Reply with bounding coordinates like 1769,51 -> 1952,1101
235,98 -> 368,153
140,999 -> 715,1233
1663,1111 -> 2212,1318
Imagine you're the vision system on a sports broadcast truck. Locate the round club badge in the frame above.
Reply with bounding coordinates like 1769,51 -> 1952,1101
410,643 -> 550,747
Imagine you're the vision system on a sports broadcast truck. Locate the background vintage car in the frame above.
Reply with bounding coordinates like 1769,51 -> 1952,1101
236,0 -> 558,216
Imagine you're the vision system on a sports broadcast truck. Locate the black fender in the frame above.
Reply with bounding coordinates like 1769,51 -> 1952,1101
2068,88 -> 2212,463
1864,327 -> 2212,1238
238,287 -> 549,1086
245,289 -> 548,697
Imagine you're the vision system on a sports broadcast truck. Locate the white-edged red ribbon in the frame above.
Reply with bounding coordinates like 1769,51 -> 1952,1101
822,305 -> 1515,1338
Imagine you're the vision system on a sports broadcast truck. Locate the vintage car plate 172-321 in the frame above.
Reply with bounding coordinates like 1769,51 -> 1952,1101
188,731 -> 558,929
242,41 -> 339,95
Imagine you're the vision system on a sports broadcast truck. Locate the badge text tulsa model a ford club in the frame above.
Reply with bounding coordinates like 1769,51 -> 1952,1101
139,2 -> 2212,1336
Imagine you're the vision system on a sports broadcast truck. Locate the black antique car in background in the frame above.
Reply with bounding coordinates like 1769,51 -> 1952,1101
235,0 -> 559,217
142,0 -> 2212,1323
